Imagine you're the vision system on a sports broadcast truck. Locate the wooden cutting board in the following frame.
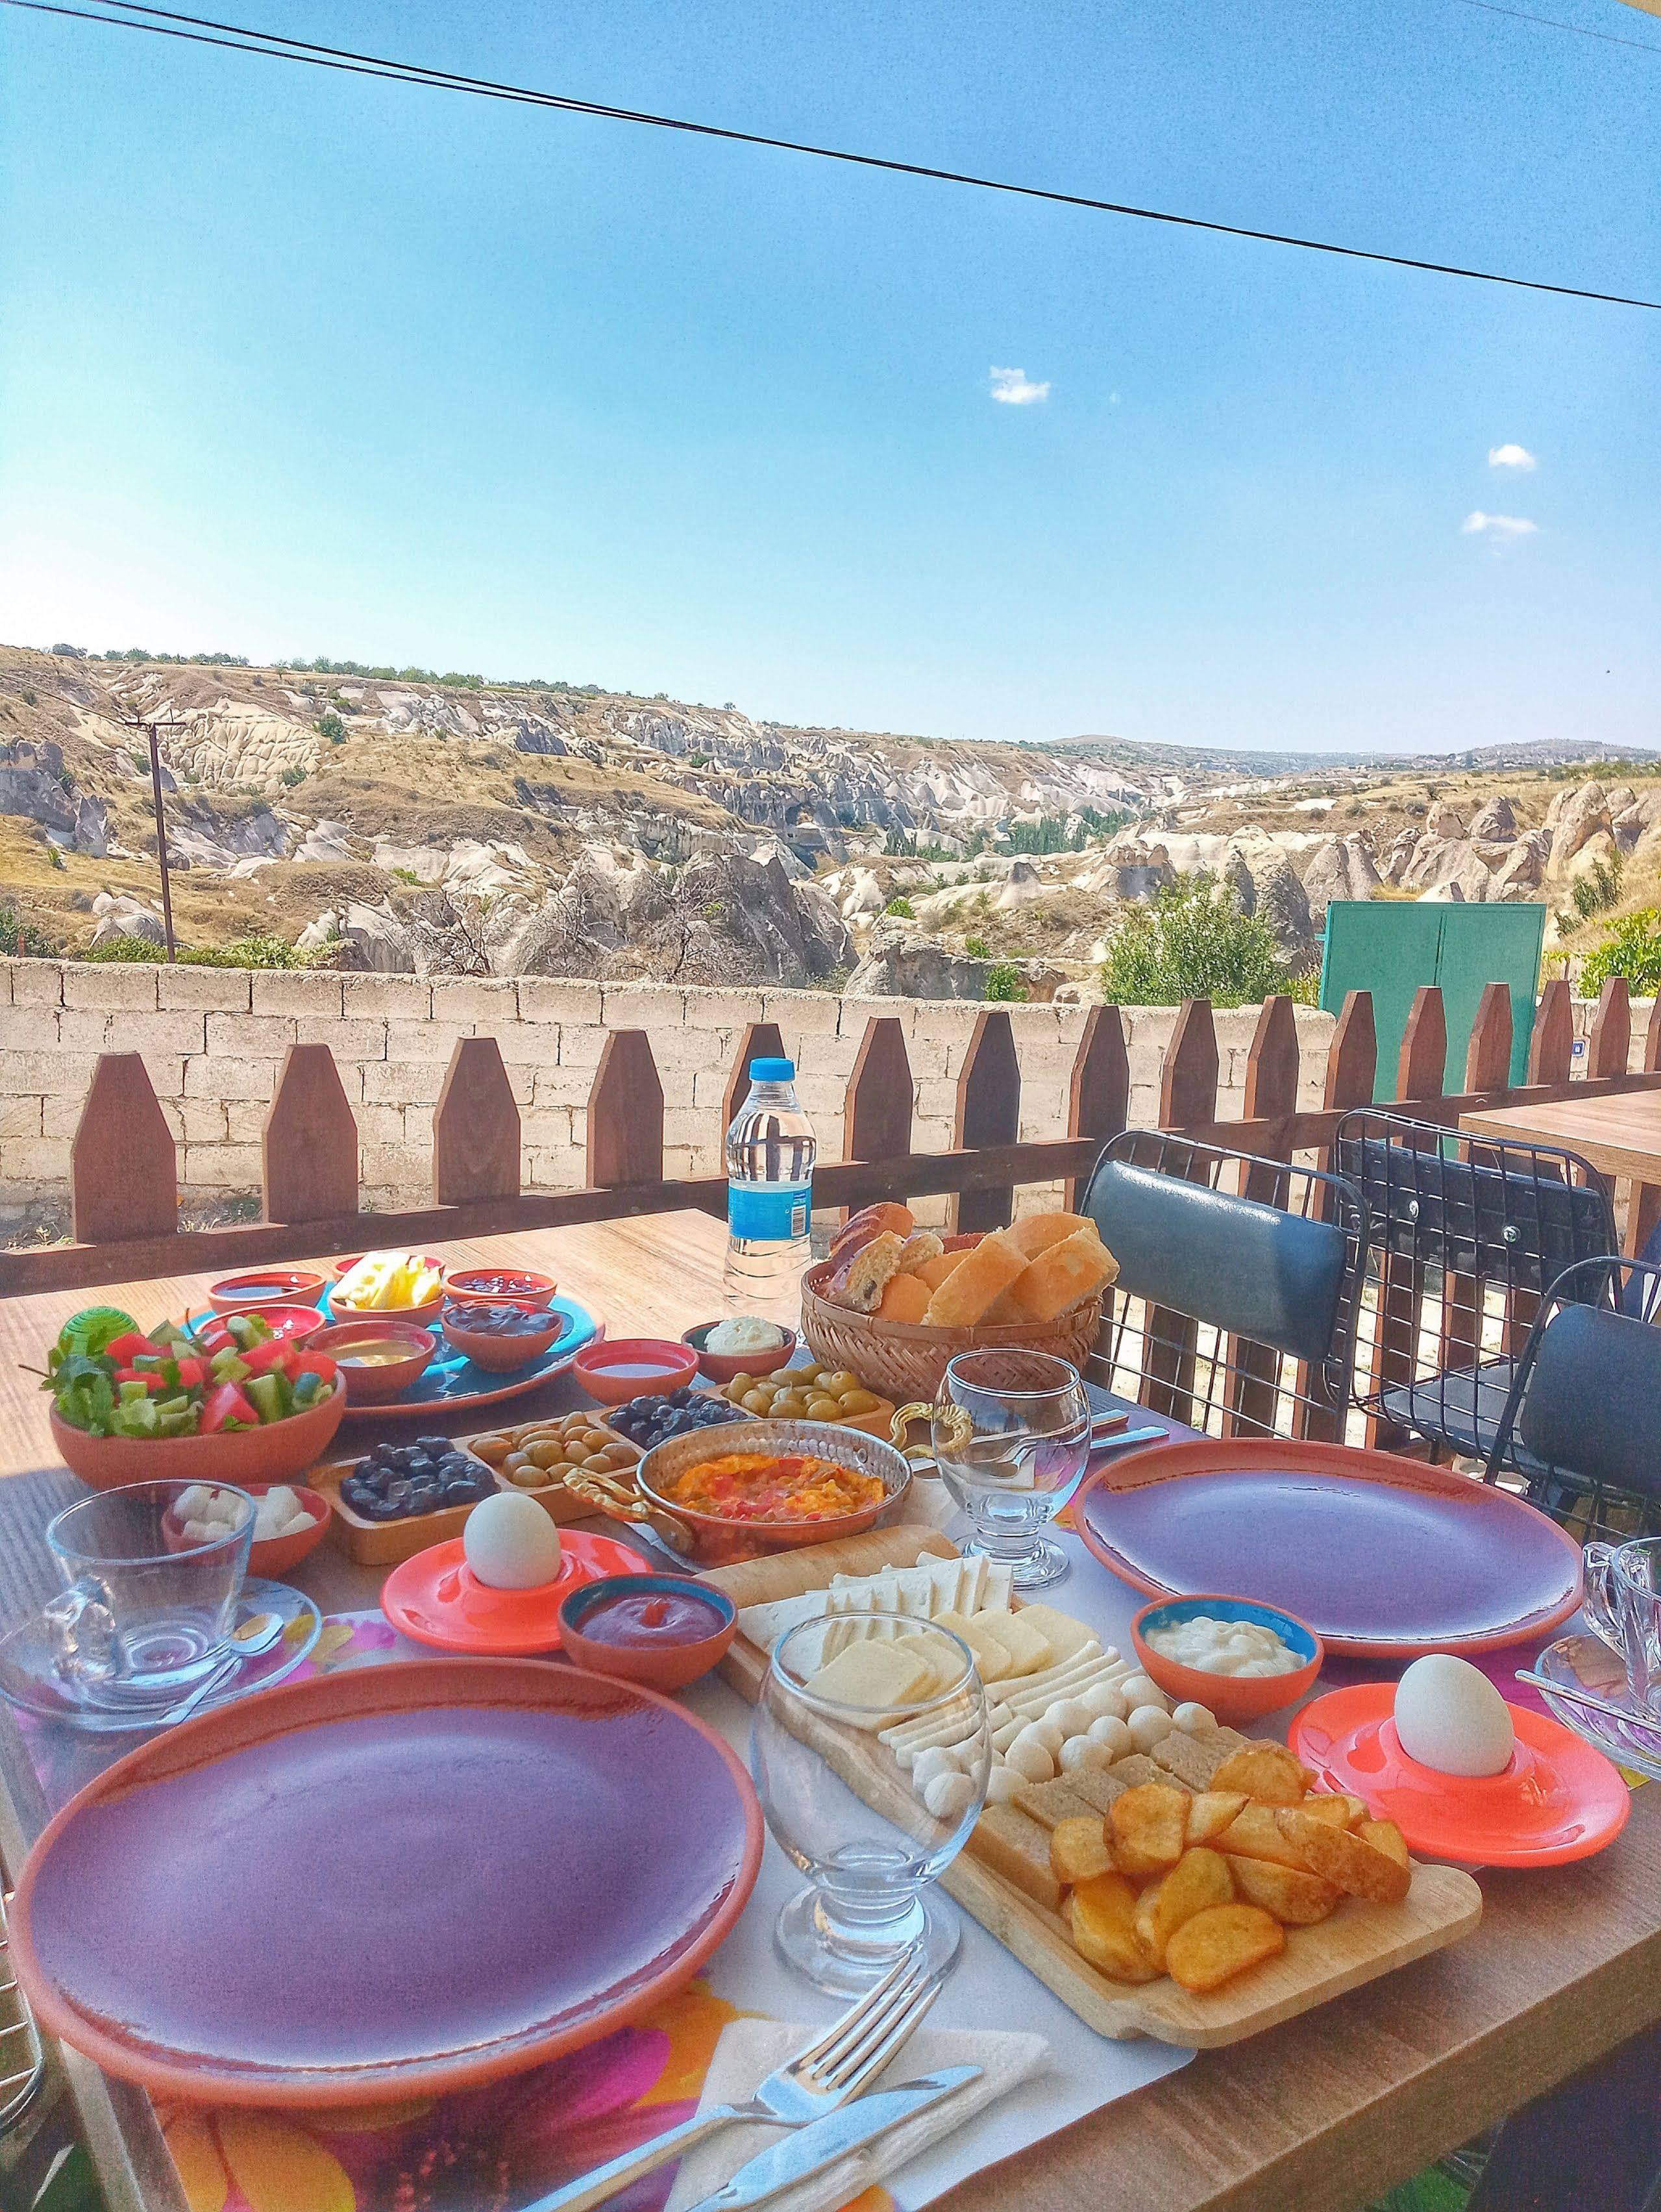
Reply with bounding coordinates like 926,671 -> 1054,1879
704,1532 -> 1484,2048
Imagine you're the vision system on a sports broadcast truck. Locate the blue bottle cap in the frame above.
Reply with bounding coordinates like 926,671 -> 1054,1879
750,1056 -> 795,1082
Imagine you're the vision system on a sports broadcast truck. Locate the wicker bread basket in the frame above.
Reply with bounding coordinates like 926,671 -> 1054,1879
799,1258 -> 1103,1403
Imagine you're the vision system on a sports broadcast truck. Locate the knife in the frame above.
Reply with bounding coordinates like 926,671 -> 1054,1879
677,2065 -> 981,2212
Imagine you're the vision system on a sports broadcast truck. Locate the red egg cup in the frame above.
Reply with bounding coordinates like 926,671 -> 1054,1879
558,1574 -> 738,1691
574,1339 -> 700,1405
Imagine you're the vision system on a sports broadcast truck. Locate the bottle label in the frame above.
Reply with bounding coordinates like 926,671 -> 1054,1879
728,1181 -> 811,1241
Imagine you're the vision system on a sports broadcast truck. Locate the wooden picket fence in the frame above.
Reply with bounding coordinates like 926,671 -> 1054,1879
5,978 -> 1660,1371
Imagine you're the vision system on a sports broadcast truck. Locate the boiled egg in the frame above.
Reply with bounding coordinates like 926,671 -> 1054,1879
462,1492 -> 563,1591
1393,1654 -> 1515,1778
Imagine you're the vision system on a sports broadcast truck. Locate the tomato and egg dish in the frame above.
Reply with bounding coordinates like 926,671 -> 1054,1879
663,1450 -> 883,1524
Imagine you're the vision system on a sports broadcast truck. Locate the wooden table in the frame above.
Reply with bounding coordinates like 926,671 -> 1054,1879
0,1212 -> 1657,2212
1460,1089 -> 1661,1193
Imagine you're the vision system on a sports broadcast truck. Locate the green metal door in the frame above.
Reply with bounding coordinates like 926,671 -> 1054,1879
1320,901 -> 1545,1095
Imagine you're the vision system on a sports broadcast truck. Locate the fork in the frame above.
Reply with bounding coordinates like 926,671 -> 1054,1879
521,1947 -> 942,2212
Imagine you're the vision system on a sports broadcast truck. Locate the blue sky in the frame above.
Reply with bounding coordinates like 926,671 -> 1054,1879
2,0 -> 1656,752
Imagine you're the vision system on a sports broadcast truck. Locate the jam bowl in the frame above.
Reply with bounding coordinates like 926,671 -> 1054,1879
558,1574 -> 737,1691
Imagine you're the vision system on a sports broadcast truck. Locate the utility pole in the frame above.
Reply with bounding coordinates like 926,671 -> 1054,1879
117,698 -> 182,962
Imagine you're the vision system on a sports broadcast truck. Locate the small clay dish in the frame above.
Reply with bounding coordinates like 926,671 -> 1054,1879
328,1255 -> 447,1324
559,1574 -> 737,1693
243,1484 -> 333,1577
308,1321 -> 436,1406
441,1267 -> 558,1313
207,1267 -> 331,1316
1131,1595 -> 1323,1726
681,1321 -> 798,1386
439,1304 -> 569,1375
574,1339 -> 700,1406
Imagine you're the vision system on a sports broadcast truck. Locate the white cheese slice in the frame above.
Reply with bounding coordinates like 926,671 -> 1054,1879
737,1587 -> 834,1651
1010,1604 -> 1097,1665
979,1561 -> 1015,1612
806,1641 -> 933,1719
985,1610 -> 1052,1676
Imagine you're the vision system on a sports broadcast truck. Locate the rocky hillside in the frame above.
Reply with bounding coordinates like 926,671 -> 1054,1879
1,643 -> 1653,997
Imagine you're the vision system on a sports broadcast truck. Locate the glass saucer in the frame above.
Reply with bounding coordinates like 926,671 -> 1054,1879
0,1581 -> 322,1734
1534,1632 -> 1661,1783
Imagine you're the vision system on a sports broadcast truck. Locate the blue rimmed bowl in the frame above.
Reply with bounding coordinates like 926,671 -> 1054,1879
1131,1593 -> 1323,1724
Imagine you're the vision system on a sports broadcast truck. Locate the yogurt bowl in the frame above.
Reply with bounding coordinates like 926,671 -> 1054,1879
1131,1594 -> 1323,1725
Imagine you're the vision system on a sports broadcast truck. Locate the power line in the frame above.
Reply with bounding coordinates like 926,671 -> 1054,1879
1445,0 -> 1661,56
7,0 -> 1658,312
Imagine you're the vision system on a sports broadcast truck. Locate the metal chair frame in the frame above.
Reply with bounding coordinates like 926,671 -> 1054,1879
1084,1128 -> 1368,1441
1335,1108 -> 1617,1465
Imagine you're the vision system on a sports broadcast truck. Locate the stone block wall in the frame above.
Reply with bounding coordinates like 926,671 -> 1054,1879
0,963 -> 1353,1223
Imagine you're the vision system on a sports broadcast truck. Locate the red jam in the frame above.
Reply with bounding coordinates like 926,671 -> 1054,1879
578,1590 -> 727,1648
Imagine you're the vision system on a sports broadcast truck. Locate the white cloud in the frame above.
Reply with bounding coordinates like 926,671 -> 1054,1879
1462,511 -> 1538,538
989,366 -> 1050,406
1488,443 -> 1536,471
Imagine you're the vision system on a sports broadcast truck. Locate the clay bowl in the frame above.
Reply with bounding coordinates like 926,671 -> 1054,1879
206,1267 -> 332,1317
680,1321 -> 798,1386
441,1267 -> 558,1313
308,1321 -> 436,1406
328,1255 -> 447,1325
161,1482 -> 332,1579
439,1304 -> 569,1376
190,1306 -> 328,1354
559,1574 -> 737,1692
1131,1595 -> 1324,1727
49,1380 -> 347,1494
635,1418 -> 911,1567
574,1339 -> 699,1406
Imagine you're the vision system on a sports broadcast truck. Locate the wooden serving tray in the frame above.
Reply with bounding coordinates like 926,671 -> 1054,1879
704,1532 -> 1484,2048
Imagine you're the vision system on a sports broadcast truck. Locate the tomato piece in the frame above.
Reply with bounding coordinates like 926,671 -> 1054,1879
200,1381 -> 259,1433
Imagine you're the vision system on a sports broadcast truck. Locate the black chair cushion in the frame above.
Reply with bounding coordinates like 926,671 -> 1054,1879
1336,1134 -> 1614,1287
1081,1155 -> 1348,1365
1519,1304 -> 1661,1501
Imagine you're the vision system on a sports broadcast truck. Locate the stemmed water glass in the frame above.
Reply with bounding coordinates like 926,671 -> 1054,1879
752,1617 -> 989,1993
931,1348 -> 1091,1590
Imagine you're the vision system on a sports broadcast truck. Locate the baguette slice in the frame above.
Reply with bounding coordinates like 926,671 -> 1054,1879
824,1230 -> 907,1313
923,1229 -> 1029,1326
1007,1211 -> 1091,1260
1006,1228 -> 1119,1323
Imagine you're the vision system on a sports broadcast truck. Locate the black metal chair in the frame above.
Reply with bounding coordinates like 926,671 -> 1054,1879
1335,1108 -> 1616,1466
1483,1253 -> 1661,1543
1079,1128 -> 1366,1439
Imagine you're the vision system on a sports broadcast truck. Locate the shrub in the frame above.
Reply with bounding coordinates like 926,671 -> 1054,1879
46,843 -> 64,871
985,962 -> 1027,1002
279,765 -> 308,788
317,712 -> 346,743
1100,874 -> 1298,1008
1581,910 -> 1661,999
0,904 -> 57,957
1571,855 -> 1621,923
391,866 -> 421,885
885,896 -> 915,919
81,931 -> 315,969
20,687 -> 34,706
963,935 -> 990,958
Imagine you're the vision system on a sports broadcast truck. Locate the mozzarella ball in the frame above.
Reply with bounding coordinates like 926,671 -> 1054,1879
922,1771 -> 975,1822
1172,1701 -> 1218,1735
1003,1735 -> 1055,1783
1059,1734 -> 1110,1774
1080,1682 -> 1128,1722
1086,1713 -> 1134,1758
1117,1674 -> 1168,1713
1046,1698 -> 1094,1737
1020,1718 -> 1064,1756
911,1745 -> 965,1790
1127,1704 -> 1175,1751
985,1764 -> 1023,1804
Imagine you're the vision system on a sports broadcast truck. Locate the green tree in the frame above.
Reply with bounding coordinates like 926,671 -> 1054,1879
1100,874 -> 1297,1008
1581,910 -> 1661,999
317,712 -> 347,743
984,962 -> 1027,1002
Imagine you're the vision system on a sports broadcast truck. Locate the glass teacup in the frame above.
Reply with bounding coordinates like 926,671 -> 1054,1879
1584,1535 -> 1661,1719
45,1480 -> 254,1706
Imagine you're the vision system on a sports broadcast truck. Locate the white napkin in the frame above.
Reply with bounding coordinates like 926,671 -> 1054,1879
665,2018 -> 1050,2212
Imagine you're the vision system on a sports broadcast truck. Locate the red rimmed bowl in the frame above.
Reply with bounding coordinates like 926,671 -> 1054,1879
1130,1594 -> 1324,1726
206,1268 -> 331,1317
161,1482 -> 333,1579
307,1321 -> 435,1406
635,1417 -> 911,1567
574,1339 -> 699,1406
441,1267 -> 557,1313
49,1380 -> 347,1494
439,1304 -> 569,1376
559,1575 -> 737,1692
680,1320 -> 797,1386
328,1255 -> 447,1324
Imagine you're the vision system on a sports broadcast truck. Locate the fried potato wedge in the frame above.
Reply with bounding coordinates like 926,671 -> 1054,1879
1216,1800 -> 1314,1870
1277,1808 -> 1411,1904
1050,1814 -> 1114,1886
1209,1742 -> 1313,1806
1070,1871 -> 1161,1983
1134,1846 -> 1236,1967
1359,1816 -> 1409,1870
1164,1903 -> 1286,1994
1297,1792 -> 1368,1830
1109,1782 -> 1190,1876
1185,1789 -> 1249,1844
1229,1854 -> 1342,1926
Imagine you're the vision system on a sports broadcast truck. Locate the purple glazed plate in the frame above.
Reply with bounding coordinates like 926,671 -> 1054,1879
10,1659 -> 762,2106
1078,1437 -> 1584,1658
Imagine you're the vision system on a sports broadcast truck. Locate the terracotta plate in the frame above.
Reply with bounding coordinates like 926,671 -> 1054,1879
1292,1683 -> 1630,1867
330,1295 -> 604,1416
11,1659 -> 761,2104
1077,1438 -> 1584,1657
381,1531 -> 650,1655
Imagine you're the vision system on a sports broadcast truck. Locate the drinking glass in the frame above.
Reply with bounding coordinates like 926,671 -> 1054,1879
1585,1535 -> 1661,1718
752,1617 -> 989,1993
45,1480 -> 254,1706
931,1349 -> 1091,1589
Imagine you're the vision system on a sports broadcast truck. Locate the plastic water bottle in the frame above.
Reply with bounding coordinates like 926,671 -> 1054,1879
722,1056 -> 817,1306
